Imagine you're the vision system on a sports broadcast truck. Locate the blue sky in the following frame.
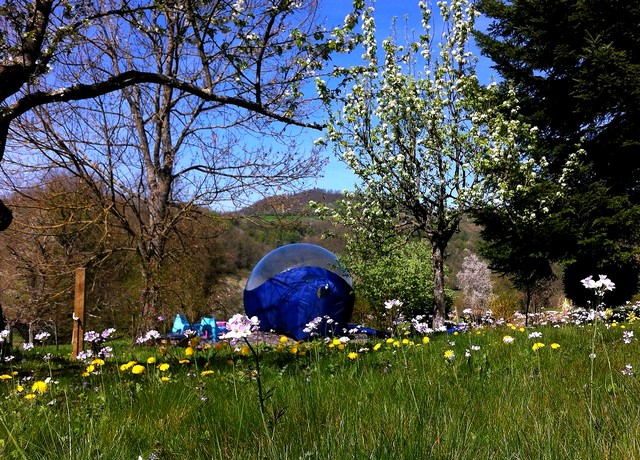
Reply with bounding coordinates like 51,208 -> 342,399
309,0 -> 498,193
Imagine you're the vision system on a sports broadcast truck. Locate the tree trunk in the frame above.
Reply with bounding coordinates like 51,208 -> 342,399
524,284 -> 531,327
432,243 -> 447,330
0,199 -> 12,231
140,263 -> 160,333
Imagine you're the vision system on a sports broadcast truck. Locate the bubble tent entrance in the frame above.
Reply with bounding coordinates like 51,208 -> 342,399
243,243 -> 355,340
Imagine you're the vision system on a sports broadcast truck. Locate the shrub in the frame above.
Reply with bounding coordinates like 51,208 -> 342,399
343,240 -> 451,319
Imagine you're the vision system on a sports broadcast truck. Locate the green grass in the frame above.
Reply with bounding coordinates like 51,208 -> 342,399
0,323 -> 639,459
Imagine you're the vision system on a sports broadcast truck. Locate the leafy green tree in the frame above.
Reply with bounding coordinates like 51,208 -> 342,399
474,183 -> 556,322
317,0 -> 537,328
341,239 -> 444,321
475,0 -> 640,305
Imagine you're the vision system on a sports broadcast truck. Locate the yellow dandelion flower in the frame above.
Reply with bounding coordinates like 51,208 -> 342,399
82,372 -> 90,377
551,343 -> 561,349
510,324 -> 516,330
328,343 -> 335,348
11,371 -> 18,376
290,346 -> 298,355
422,336 -> 430,344
518,327 -> 525,333
86,364 -> 95,374
332,338 -> 341,346
279,336 -> 288,344
0,374 -> 12,380
179,359 -> 190,364
453,331 -> 459,336
402,338 -> 410,344
444,350 -> 455,360
337,344 -> 345,350
131,365 -> 145,375
160,376 -> 170,383
203,344 -> 212,350
185,346 -> 194,356
276,345 -> 284,352
120,361 -> 137,371
201,370 -> 214,377
373,343 -> 382,351
532,342 -> 545,351
31,380 -> 48,394
91,358 -> 105,366
16,385 -> 23,393
24,393 -> 36,400
240,345 -> 250,356
348,352 -> 358,360
157,363 -> 170,372
392,341 -> 400,348
385,338 -> 394,344
147,357 -> 156,364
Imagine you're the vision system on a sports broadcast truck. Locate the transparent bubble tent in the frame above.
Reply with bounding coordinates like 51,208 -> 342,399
244,243 -> 355,340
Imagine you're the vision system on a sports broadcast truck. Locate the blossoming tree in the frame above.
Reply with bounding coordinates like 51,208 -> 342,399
316,0 -> 538,328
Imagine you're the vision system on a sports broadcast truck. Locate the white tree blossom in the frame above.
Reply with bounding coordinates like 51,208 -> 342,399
456,251 -> 493,313
317,0 -> 539,328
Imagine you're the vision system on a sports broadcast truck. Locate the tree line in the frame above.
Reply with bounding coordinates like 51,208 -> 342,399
0,181 -> 342,340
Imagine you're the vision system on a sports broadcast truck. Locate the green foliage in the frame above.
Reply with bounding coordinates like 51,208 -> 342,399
475,0 -> 640,306
342,240 -> 450,319
474,182 -> 556,307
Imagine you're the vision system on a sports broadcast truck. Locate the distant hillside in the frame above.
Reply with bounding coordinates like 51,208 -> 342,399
233,188 -> 486,274
236,188 -> 344,216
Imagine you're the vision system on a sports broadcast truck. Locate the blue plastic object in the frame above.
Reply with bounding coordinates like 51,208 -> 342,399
170,314 -> 223,341
199,317 -> 218,341
244,243 -> 355,340
171,314 -> 191,336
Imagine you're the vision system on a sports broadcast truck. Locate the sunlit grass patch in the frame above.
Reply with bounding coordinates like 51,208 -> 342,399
0,319 -> 639,459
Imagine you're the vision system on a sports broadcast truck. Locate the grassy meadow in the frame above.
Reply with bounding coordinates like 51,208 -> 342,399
0,313 -> 639,459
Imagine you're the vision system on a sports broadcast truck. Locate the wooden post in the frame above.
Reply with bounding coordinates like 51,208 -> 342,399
71,268 -> 86,359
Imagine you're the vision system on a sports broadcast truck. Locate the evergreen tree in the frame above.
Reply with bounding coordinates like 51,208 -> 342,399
474,0 -> 640,305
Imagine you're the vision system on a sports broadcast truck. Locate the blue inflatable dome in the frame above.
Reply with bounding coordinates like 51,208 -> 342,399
243,243 -> 355,340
